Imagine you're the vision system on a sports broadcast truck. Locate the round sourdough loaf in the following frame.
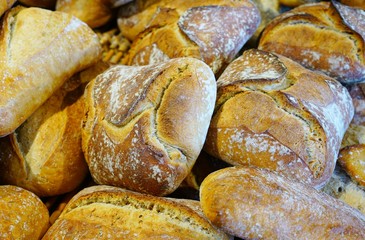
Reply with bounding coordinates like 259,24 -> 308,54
0,185 -> 50,239
200,166 -> 365,239
42,185 -> 231,239
258,1 -> 365,84
82,57 -> 216,196
118,0 -> 260,74
204,49 -> 354,189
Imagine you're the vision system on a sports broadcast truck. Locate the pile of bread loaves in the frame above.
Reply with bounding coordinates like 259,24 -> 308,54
1,0 -> 365,239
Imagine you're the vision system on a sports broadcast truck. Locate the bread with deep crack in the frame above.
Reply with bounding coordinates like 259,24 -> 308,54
200,166 -> 365,239
0,6 -> 101,137
204,49 -> 354,189
118,0 -> 260,74
42,185 -> 231,239
82,57 -> 216,196
258,1 -> 365,84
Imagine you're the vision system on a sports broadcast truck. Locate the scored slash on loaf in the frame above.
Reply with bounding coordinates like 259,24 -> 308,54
82,57 -> 217,196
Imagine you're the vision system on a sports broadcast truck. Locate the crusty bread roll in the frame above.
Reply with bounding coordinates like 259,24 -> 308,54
56,0 -> 113,28
42,185 -> 231,239
82,57 -> 216,196
118,0 -> 260,74
338,144 -> 365,187
0,63 -> 108,197
200,166 -> 365,239
258,1 -> 365,84
0,0 -> 16,16
0,6 -> 101,137
0,185 -> 50,239
204,49 -> 354,189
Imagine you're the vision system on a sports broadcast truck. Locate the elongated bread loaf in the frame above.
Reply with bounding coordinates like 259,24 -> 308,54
200,166 -> 365,239
258,1 -> 365,84
43,185 -> 231,239
0,6 -> 101,136
204,49 -> 354,189
0,185 -> 50,239
82,57 -> 216,196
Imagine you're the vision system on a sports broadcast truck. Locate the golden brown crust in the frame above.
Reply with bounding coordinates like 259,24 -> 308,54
0,0 -> 16,16
82,57 -> 216,196
0,6 -> 101,137
200,166 -> 365,239
0,63 -> 107,197
0,185 -> 50,239
204,49 -> 354,189
43,185 -> 230,239
258,2 -> 365,84
338,144 -> 365,187
18,0 -> 57,8
56,0 -> 113,28
119,0 -> 260,74
339,0 -> 365,10
279,0 -> 320,7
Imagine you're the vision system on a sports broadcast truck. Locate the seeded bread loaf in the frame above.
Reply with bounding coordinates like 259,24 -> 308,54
204,49 -> 354,189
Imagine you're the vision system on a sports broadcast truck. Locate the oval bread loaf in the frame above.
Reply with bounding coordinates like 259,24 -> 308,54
43,185 -> 231,239
200,166 -> 365,239
204,49 -> 353,189
82,57 -> 216,196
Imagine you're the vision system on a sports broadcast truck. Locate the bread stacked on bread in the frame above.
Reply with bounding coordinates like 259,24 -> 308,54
259,1 -> 365,84
0,1 -> 365,238
204,49 -> 354,189
0,6 -> 101,137
118,0 -> 261,74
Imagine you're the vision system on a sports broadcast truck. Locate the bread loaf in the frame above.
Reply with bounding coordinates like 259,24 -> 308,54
200,166 -> 365,239
338,144 -> 365,187
0,6 -> 101,137
118,0 -> 260,74
56,0 -> 113,28
42,185 -> 231,239
258,1 -> 365,84
204,49 -> 354,189
82,57 -> 216,196
0,185 -> 50,239
0,63 -> 108,197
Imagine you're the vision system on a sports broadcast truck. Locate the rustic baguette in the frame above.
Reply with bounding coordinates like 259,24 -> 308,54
200,166 -> 365,239
0,6 -> 101,136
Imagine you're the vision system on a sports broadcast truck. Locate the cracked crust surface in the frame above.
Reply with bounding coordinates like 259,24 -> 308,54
43,185 -> 230,239
82,57 -> 216,196
204,49 -> 353,189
